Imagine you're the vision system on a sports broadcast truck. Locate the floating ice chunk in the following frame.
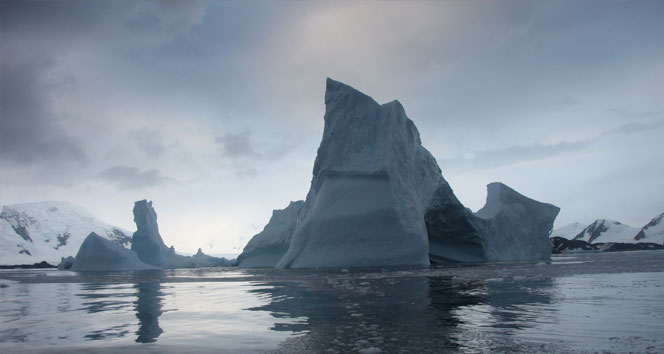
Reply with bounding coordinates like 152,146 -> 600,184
71,233 -> 156,271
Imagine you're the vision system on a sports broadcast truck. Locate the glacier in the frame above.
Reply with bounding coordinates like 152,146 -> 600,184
240,78 -> 559,269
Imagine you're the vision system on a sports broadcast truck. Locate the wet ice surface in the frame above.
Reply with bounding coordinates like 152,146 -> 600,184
1,251 -> 663,353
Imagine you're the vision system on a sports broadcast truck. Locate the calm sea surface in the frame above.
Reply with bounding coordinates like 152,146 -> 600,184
1,251 -> 663,353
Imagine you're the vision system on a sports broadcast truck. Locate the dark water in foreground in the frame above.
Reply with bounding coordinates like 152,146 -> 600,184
1,251 -> 663,353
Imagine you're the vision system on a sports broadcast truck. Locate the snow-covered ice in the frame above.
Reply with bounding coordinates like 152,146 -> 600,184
0,201 -> 131,265
550,222 -> 587,239
635,212 -> 664,245
573,219 -> 639,243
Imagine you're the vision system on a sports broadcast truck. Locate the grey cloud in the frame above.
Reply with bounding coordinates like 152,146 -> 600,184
98,165 -> 174,190
603,119 -> 664,136
216,131 -> 261,159
130,129 -> 166,158
441,140 -> 591,173
0,54 -> 88,167
234,167 -> 258,179
124,10 -> 163,33
442,118 -> 664,173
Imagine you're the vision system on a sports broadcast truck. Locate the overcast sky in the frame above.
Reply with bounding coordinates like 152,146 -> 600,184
1,0 -> 663,254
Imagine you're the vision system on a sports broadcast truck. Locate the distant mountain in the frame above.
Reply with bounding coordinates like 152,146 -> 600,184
0,201 -> 131,265
635,212 -> 664,245
550,222 -> 586,240
572,219 -> 639,243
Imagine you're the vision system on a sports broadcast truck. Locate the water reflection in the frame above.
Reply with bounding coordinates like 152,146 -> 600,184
246,273 -> 559,352
134,282 -> 164,343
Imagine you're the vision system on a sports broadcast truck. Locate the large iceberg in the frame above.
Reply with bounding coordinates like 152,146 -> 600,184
275,79 -> 445,268
71,232 -> 156,271
240,79 -> 559,268
237,201 -> 304,267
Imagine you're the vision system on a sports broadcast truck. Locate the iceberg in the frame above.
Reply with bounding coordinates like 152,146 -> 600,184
238,201 -> 304,267
472,182 -> 558,261
275,79 -> 445,268
71,232 -> 156,271
243,79 -> 559,268
131,200 -> 171,267
426,182 -> 558,262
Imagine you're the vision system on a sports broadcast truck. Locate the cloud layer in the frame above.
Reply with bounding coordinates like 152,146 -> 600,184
2,0 -> 663,253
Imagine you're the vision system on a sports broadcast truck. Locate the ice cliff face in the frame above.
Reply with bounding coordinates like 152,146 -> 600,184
472,183 -> 558,261
131,200 -> 170,267
71,233 -> 156,272
275,79 -> 446,268
425,182 -> 558,262
254,79 -> 560,268
0,202 -> 131,265
635,212 -> 664,245
237,201 -> 304,267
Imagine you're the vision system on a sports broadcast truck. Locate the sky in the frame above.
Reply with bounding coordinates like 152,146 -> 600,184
1,0 -> 663,255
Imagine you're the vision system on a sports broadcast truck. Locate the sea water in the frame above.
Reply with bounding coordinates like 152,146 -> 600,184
1,250 -> 663,353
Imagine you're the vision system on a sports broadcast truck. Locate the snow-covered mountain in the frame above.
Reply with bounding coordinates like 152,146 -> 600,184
0,201 -> 131,265
635,212 -> 664,245
572,219 -> 639,243
550,222 -> 587,240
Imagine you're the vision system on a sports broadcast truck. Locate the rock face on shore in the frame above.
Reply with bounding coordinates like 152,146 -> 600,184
71,233 -> 156,272
239,79 -> 559,268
